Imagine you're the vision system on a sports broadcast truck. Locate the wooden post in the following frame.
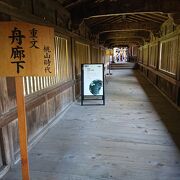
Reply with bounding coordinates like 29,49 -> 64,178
15,76 -> 30,180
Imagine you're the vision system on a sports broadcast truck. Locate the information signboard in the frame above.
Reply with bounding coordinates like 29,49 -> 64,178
81,64 -> 105,105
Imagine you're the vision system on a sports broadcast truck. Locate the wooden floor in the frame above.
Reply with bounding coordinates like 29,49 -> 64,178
3,69 -> 180,180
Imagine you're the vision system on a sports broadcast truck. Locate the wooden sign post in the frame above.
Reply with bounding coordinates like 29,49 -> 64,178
0,21 -> 55,180
15,77 -> 30,180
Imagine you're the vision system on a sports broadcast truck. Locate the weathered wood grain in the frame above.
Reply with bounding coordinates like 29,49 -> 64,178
3,69 -> 180,180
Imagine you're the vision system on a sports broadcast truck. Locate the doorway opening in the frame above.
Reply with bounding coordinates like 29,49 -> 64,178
113,47 -> 129,63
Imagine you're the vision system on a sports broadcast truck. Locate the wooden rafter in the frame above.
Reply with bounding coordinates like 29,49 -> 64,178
143,13 -> 167,22
70,0 -> 180,25
132,14 -> 162,23
92,21 -> 160,34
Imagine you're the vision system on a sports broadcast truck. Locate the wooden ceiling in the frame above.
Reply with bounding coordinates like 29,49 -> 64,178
55,0 -> 180,47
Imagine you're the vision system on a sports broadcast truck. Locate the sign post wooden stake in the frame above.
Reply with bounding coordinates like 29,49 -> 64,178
0,21 -> 55,180
15,76 -> 30,180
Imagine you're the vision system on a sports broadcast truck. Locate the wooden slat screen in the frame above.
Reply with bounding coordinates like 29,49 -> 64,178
91,47 -> 99,63
23,36 -> 71,95
149,42 -> 158,68
0,132 -> 4,169
159,36 -> 178,75
138,47 -> 143,62
54,36 -> 72,83
99,48 -> 105,63
99,48 -> 102,63
142,45 -> 149,65
75,42 -> 90,75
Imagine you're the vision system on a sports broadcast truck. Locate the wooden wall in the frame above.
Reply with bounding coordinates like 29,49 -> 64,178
137,19 -> 180,108
91,46 -> 99,63
0,0 -> 71,29
0,33 -> 74,173
0,1 -> 108,177
74,42 -> 107,97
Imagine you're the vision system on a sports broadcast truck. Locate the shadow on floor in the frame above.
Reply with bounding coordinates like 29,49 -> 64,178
133,70 -> 180,151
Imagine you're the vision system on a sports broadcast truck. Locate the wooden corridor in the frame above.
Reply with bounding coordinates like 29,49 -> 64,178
3,69 -> 180,180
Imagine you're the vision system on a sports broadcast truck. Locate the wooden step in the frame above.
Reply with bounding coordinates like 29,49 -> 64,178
110,62 -> 137,70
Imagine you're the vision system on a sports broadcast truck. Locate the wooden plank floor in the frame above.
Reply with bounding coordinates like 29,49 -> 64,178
3,69 -> 180,180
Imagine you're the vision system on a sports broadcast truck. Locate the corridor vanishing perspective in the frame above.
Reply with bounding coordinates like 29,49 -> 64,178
3,69 -> 180,180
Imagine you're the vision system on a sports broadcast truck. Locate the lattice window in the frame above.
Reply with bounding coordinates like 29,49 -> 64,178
159,37 -> 178,75
99,48 -> 105,63
91,47 -> 99,63
149,43 -> 158,68
143,45 -> 149,65
138,47 -> 143,62
75,42 -> 90,75
54,36 -> 72,83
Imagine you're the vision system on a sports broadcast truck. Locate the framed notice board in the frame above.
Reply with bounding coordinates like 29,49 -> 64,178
81,63 -> 105,105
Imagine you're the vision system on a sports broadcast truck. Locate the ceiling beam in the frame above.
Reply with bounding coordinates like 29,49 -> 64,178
100,31 -> 150,38
132,14 -> 162,23
103,37 -> 144,47
92,21 -> 160,34
143,13 -> 167,22
109,42 -> 141,47
70,0 -> 180,26
106,40 -> 143,47
65,0 -> 89,9
125,16 -> 141,22
89,16 -> 119,27
99,32 -> 150,44
104,37 -> 145,43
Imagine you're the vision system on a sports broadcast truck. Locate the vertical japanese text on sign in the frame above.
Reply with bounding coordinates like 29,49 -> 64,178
44,46 -> 52,73
0,21 -> 55,76
9,27 -> 26,74
30,28 -> 39,49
